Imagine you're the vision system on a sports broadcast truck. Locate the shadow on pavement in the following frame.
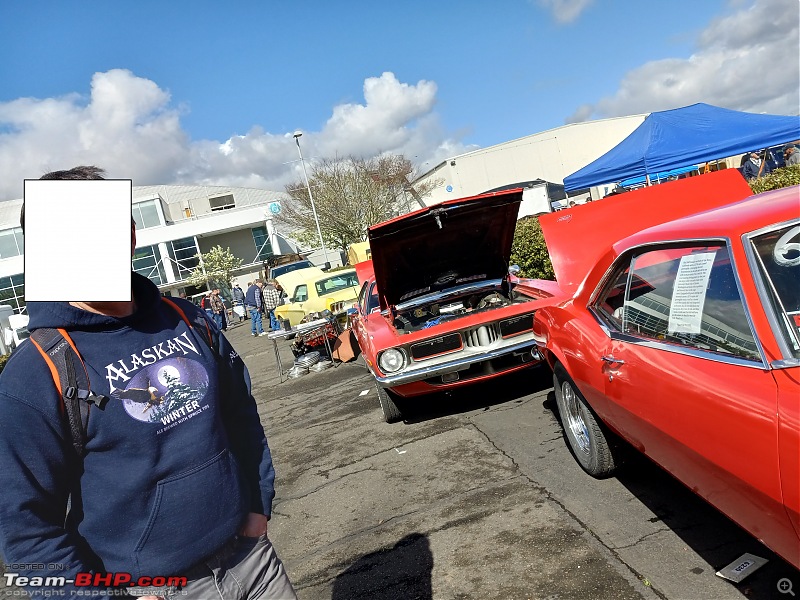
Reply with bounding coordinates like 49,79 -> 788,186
542,390 -> 799,600
330,533 -> 433,600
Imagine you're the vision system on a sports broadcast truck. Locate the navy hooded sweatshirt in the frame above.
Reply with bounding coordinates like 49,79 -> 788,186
0,273 -> 275,586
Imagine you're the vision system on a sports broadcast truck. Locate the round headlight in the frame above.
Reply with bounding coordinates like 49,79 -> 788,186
379,348 -> 407,373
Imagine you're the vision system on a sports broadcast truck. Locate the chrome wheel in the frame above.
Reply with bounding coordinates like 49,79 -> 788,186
562,380 -> 591,456
553,364 -> 618,478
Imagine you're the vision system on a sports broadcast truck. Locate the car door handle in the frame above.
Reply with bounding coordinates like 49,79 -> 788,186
601,355 -> 625,365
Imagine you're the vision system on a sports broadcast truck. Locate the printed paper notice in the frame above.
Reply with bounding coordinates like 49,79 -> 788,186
668,252 -> 716,334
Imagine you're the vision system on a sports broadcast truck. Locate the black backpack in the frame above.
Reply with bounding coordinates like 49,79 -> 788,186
29,297 -> 218,458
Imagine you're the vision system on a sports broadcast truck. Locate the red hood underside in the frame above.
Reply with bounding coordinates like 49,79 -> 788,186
368,189 -> 523,309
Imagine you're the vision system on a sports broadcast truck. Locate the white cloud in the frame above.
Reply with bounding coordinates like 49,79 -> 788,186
535,0 -> 595,23
567,0 -> 800,122
0,70 -> 190,200
0,70 -> 469,201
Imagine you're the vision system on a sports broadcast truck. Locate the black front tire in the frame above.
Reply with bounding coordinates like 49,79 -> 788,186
553,364 -> 617,478
376,384 -> 403,423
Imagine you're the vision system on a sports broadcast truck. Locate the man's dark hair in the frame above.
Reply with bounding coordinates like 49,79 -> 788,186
20,165 -> 106,232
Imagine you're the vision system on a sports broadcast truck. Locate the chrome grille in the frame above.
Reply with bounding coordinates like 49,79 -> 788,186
463,324 -> 500,348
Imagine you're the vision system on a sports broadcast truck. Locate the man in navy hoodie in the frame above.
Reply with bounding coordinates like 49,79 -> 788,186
0,167 -> 297,599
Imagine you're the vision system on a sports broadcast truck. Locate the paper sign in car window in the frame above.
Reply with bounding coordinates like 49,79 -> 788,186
668,251 -> 716,334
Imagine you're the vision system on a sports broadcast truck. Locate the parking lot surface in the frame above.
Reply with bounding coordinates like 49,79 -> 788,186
237,324 -> 797,600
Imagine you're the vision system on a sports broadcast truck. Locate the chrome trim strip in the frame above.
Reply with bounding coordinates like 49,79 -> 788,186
388,279 -> 503,313
771,359 -> 800,369
605,331 -> 766,369
376,338 -> 537,387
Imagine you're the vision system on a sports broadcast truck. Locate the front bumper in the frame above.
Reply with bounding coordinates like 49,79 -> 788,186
374,339 -> 542,388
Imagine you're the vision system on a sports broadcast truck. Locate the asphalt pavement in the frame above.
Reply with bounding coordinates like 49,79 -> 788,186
235,324 -> 798,600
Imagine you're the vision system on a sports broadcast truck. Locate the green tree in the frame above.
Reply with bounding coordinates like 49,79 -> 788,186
187,245 -> 242,290
510,216 -> 555,280
278,155 -> 441,255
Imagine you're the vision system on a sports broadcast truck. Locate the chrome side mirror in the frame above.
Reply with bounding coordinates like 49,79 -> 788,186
508,264 -> 521,276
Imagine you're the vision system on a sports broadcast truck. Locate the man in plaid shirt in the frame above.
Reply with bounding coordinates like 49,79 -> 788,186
262,280 -> 282,331
209,288 -> 227,331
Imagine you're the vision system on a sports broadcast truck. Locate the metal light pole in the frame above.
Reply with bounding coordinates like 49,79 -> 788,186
293,131 -> 330,266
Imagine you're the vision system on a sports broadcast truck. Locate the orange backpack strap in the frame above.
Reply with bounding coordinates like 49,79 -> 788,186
30,328 -> 108,457
161,297 -> 219,355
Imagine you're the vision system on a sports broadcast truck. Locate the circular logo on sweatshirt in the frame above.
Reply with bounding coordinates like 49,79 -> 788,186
114,357 -> 209,424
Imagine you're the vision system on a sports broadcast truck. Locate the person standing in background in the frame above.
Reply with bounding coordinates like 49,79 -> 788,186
262,280 -> 282,332
245,280 -> 266,337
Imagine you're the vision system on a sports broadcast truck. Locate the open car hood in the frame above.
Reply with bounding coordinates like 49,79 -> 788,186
368,189 -> 523,309
538,169 -> 754,295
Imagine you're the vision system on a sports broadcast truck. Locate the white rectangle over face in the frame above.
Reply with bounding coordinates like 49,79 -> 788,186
24,179 -> 133,301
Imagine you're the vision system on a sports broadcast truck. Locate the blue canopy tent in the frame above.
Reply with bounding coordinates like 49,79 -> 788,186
563,103 -> 800,192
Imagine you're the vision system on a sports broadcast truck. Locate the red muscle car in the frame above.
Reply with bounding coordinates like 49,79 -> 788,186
532,169 -> 800,569
350,189 -> 564,423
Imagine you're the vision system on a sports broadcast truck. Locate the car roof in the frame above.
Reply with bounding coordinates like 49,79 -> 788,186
274,266 -> 325,291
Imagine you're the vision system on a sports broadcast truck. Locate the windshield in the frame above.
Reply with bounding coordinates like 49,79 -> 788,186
315,272 -> 359,296
750,222 -> 800,359
271,261 -> 312,278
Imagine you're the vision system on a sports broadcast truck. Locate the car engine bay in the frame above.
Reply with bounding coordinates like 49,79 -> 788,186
392,288 -> 534,334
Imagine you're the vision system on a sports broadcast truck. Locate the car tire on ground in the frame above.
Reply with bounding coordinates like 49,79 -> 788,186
376,384 -> 403,423
553,363 -> 617,478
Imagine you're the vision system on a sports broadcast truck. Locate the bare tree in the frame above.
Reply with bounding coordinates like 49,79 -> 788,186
278,155 -> 441,255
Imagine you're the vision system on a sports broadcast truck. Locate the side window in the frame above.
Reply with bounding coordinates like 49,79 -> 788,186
357,281 -> 370,314
366,283 -> 380,313
594,264 -> 631,330
595,245 -> 760,361
293,285 -> 308,303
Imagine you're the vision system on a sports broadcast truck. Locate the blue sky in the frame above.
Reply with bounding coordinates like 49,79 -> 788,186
0,0 -> 797,200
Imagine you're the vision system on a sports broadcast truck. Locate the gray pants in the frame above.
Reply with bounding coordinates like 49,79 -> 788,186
130,535 -> 297,600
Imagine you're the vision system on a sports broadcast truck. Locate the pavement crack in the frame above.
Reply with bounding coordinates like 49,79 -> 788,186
289,475 -> 527,588
611,527 -> 671,550
468,422 -> 668,600
273,466 -> 377,505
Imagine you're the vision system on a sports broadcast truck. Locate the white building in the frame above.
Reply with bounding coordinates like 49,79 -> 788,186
412,114 -> 648,205
0,184 -> 341,314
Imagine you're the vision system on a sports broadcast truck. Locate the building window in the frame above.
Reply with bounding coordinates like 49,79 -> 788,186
0,228 -> 25,260
132,199 -> 162,229
0,274 -> 26,314
167,237 -> 200,281
209,194 -> 235,212
251,227 -> 273,262
133,245 -> 166,286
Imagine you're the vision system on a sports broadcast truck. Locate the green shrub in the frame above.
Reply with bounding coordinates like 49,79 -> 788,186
510,216 -> 555,280
749,164 -> 800,194
0,353 -> 9,375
